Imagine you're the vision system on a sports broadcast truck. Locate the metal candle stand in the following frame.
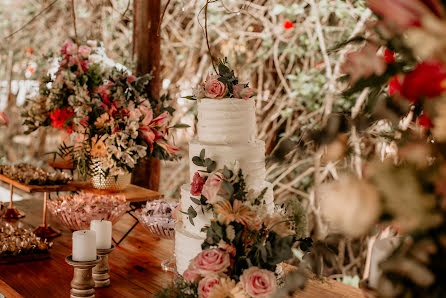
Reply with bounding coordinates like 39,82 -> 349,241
2,185 -> 25,220
66,256 -> 100,298
93,245 -> 115,287
34,192 -> 61,238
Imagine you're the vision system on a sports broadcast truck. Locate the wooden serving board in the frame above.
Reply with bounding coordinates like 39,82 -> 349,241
0,252 -> 50,265
0,174 -> 81,193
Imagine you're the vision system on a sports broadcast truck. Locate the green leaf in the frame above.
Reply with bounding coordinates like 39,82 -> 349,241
204,158 -> 212,167
206,161 -> 216,173
222,180 -> 234,195
190,197 -> 202,205
211,221 -> 224,238
192,156 -> 204,167
183,95 -> 196,100
200,149 -> 206,160
187,206 -> 198,226
223,166 -> 233,179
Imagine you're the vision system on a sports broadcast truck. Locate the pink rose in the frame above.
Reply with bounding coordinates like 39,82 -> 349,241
233,84 -> 254,100
192,248 -> 230,275
204,74 -> 227,99
183,267 -> 201,283
62,42 -> 78,55
202,172 -> 224,204
191,172 -> 206,196
0,112 -> 9,127
78,45 -> 91,58
198,275 -> 221,298
240,267 -> 277,298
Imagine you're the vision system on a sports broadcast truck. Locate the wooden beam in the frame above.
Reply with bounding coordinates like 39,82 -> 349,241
132,0 -> 161,191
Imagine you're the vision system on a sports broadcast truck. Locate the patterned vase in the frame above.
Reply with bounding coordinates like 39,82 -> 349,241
90,159 -> 131,191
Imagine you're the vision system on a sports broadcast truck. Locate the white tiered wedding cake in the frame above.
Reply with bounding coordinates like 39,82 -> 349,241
175,97 -> 275,275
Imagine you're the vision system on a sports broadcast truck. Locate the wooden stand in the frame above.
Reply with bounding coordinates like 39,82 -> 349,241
34,192 -> 60,238
66,256 -> 100,298
2,184 -> 25,220
93,246 -> 114,288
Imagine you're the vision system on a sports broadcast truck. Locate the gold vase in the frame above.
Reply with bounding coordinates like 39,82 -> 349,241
90,159 -> 131,191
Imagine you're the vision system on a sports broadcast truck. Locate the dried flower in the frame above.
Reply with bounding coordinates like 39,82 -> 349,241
215,200 -> 257,227
208,277 -> 248,298
320,174 -> 381,238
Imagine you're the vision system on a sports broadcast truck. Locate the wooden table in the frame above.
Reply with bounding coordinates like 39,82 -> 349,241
0,198 -> 367,298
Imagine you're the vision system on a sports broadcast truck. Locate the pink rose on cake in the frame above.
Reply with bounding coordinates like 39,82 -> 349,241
78,45 -> 91,58
202,172 -> 225,204
233,84 -> 254,100
198,275 -> 221,298
191,172 -> 206,196
189,248 -> 230,275
240,267 -> 277,298
204,74 -> 227,99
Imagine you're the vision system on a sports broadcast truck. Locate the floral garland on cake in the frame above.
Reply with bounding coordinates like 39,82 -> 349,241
186,59 -> 254,100
22,41 -> 182,178
159,150 -> 309,298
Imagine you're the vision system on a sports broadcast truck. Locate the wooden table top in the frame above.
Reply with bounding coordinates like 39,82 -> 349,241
0,198 -> 366,298
0,173 -> 163,202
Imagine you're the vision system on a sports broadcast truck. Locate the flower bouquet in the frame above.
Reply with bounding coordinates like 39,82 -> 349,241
158,151 -> 308,298
23,41 -> 181,186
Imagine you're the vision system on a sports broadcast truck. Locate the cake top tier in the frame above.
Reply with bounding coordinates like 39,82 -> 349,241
197,98 -> 257,145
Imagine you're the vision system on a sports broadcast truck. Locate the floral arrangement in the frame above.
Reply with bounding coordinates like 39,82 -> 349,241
187,58 -> 254,100
158,150 -> 308,298
23,41 -> 181,178
313,0 -> 446,296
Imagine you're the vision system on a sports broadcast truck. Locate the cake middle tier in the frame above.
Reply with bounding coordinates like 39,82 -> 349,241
189,139 -> 266,190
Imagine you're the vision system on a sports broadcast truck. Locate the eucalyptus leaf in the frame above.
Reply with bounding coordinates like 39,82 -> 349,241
190,197 -> 201,205
222,180 -> 234,195
192,156 -> 204,167
207,161 -> 216,173
200,149 -> 205,160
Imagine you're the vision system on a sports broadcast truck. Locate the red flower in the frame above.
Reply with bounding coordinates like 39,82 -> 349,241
399,61 -> 446,102
283,19 -> 294,30
418,113 -> 433,129
383,49 -> 395,63
388,75 -> 403,96
50,107 -> 75,131
25,47 -> 34,54
191,172 -> 206,196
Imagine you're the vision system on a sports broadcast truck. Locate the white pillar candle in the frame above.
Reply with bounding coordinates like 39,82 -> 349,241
72,230 -> 97,261
90,220 -> 112,249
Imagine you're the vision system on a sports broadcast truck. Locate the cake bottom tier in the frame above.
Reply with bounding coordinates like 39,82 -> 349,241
175,225 -> 205,275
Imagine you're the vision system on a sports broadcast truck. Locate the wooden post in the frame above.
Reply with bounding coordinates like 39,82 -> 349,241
132,0 -> 161,191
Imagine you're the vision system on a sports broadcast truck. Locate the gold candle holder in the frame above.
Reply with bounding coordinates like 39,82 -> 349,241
65,256 -> 100,298
93,245 -> 115,287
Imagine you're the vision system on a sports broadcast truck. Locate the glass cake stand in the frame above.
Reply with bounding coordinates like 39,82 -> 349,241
136,200 -> 178,272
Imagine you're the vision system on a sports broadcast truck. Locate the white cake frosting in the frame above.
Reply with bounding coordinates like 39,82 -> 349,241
175,98 -> 275,276
189,140 -> 266,190
197,98 -> 257,144
175,225 -> 205,274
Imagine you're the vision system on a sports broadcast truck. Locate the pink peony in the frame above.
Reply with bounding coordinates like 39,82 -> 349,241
0,112 -> 9,127
78,45 -> 91,58
183,267 -> 202,283
191,172 -> 206,196
240,267 -> 277,298
204,74 -> 227,99
233,84 -> 254,100
191,248 -> 230,275
202,172 -> 225,204
198,275 -> 221,298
